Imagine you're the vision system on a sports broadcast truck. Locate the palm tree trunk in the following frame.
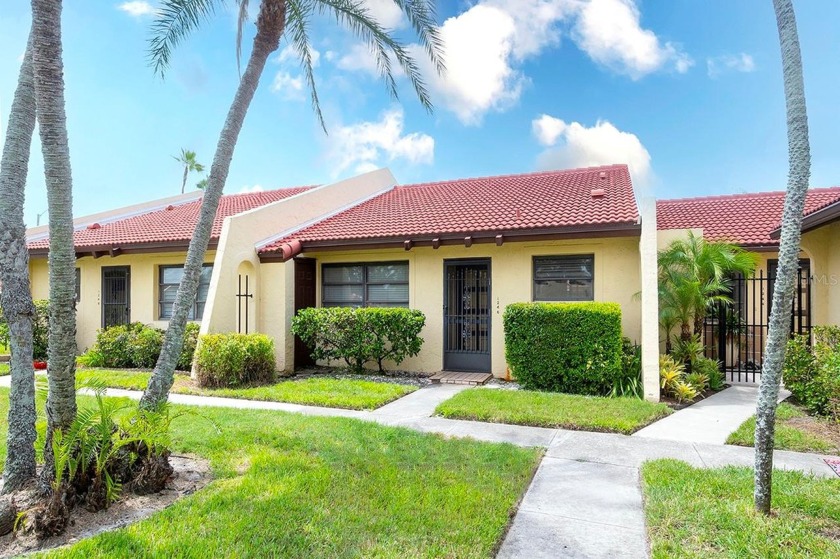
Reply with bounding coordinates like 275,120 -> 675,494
0,33 -> 38,494
754,0 -> 810,515
31,0 -> 78,488
141,0 -> 287,409
181,165 -> 188,194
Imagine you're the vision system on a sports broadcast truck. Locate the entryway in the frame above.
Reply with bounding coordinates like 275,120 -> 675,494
293,258 -> 317,369
101,266 -> 130,328
443,259 -> 491,373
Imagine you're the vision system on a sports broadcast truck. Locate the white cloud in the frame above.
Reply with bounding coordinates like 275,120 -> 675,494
569,0 -> 692,79
327,108 -> 434,176
707,53 -> 756,78
363,0 -> 406,29
271,71 -> 305,99
532,114 -> 567,147
337,43 -> 381,76
240,185 -> 264,193
118,1 -> 157,17
277,45 -> 321,68
532,115 -> 651,184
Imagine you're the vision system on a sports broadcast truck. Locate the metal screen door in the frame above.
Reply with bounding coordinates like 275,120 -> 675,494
101,266 -> 131,328
443,260 -> 491,372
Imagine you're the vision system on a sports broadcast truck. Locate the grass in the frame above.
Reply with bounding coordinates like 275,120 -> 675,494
0,363 -> 8,376
74,369 -> 416,410
642,459 -> 840,558
435,387 -> 672,434
0,387 -> 541,558
726,402 -> 840,455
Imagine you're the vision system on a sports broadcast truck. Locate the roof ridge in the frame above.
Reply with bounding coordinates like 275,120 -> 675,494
397,164 -> 629,190
221,185 -> 316,199
658,185 -> 840,205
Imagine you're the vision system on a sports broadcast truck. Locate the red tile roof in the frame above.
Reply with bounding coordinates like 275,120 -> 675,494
259,164 -> 640,256
29,186 -> 313,252
656,187 -> 840,247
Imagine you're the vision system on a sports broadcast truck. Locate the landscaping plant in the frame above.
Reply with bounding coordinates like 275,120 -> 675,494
292,307 -> 426,373
504,302 -> 623,395
610,338 -> 644,399
782,327 -> 840,421
194,333 -> 275,388
80,322 -> 200,371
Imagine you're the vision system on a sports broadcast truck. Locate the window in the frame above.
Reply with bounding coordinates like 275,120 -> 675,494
159,265 -> 213,320
533,255 -> 594,302
75,268 -> 81,302
322,262 -> 409,307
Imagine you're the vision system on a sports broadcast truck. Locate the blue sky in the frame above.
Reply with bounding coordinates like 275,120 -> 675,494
1,0 -> 839,226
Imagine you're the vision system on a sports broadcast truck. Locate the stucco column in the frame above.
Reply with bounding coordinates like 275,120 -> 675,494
639,198 -> 660,402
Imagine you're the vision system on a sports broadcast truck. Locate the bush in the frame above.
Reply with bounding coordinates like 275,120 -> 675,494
692,356 -> 724,391
610,338 -> 643,398
504,302 -> 623,395
783,329 -> 840,420
84,322 -> 199,371
0,299 -> 50,359
178,323 -> 201,371
194,333 -> 275,388
291,307 -> 426,373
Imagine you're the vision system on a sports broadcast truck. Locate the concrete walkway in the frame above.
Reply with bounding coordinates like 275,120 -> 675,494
2,376 -> 836,559
634,385 -> 791,445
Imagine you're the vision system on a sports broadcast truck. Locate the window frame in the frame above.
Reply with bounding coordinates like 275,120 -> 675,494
532,254 -> 595,302
321,261 -> 409,308
158,264 -> 213,321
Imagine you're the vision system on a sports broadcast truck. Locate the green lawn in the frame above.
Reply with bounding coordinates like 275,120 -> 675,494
75,369 -> 416,410
435,387 -> 672,434
726,403 -> 840,455
0,363 -> 8,376
642,459 -> 840,558
0,387 -> 541,558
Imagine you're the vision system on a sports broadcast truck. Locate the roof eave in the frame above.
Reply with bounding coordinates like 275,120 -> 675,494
258,222 -> 642,263
769,199 -> 840,239
28,239 -> 219,259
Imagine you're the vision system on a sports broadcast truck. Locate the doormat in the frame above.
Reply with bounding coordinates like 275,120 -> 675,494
825,458 -> 840,477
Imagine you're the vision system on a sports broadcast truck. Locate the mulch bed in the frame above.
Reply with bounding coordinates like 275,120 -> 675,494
0,455 -> 211,558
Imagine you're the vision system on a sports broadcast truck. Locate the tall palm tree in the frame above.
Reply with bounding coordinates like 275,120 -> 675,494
31,0 -> 78,487
658,232 -> 758,343
0,32 -> 38,493
139,0 -> 443,410
755,0 -> 811,515
174,148 -> 204,194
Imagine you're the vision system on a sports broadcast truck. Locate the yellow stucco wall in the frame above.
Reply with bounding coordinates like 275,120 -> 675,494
294,236 -> 642,378
29,251 -> 215,352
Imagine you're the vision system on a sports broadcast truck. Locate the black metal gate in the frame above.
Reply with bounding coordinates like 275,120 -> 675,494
443,260 -> 491,372
704,260 -> 812,383
102,266 -> 131,328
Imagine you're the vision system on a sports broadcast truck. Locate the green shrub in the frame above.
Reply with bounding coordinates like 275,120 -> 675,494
194,333 -> 275,388
131,327 -> 165,369
291,307 -> 426,372
95,323 -> 143,368
692,356 -> 724,391
0,299 -> 50,359
610,338 -> 643,398
177,322 -> 201,371
503,302 -> 623,395
783,330 -> 840,419
0,307 -> 8,351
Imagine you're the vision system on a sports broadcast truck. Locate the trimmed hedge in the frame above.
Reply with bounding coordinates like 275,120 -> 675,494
291,307 -> 425,372
0,299 -> 50,359
80,322 -> 200,370
194,333 -> 275,388
504,302 -> 623,395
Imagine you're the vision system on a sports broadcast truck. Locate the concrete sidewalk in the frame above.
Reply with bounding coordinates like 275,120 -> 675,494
633,385 -> 790,445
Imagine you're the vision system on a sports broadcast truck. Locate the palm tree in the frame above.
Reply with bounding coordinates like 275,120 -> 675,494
196,177 -> 208,190
658,232 -> 758,344
31,0 -> 78,487
755,0 -> 811,515
139,0 -> 443,410
0,32 -> 38,493
174,148 -> 204,194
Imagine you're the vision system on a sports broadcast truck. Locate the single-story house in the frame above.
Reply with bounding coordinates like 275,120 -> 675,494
26,165 -> 659,394
657,187 -> 840,380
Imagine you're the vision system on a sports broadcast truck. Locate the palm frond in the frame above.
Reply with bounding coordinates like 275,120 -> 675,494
236,0 -> 251,77
285,0 -> 326,131
314,0 -> 435,112
392,0 -> 445,74
149,0 -> 220,77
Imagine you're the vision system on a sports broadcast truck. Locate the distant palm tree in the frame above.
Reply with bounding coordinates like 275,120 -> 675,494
31,0 -> 78,487
139,0 -> 443,410
658,231 -> 758,344
0,31 -> 38,493
174,148 -> 204,194
755,0 -> 811,515
195,177 -> 208,190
